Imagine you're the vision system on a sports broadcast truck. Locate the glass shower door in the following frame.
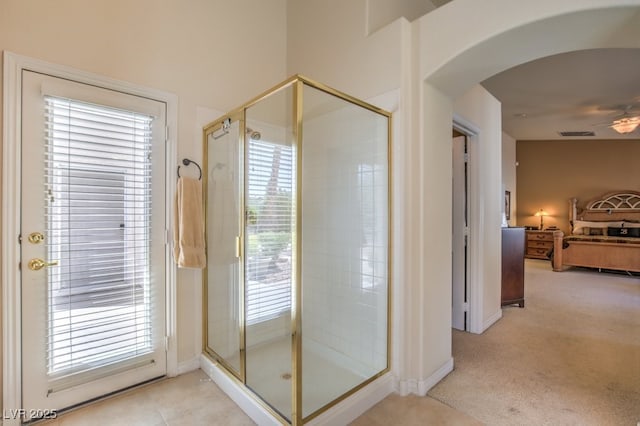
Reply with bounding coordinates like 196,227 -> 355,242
201,76 -> 390,425
204,115 -> 243,378
300,83 -> 390,419
244,85 -> 295,421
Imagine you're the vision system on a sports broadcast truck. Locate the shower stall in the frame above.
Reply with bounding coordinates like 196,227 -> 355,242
202,75 -> 390,425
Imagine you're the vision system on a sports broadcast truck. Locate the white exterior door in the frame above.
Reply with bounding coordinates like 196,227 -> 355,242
20,70 -> 167,419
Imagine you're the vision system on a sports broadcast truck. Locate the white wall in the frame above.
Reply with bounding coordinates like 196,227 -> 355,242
366,0 -> 435,34
286,0 -> 405,101
418,82 -> 455,380
502,132 -> 517,226
0,0 -> 287,401
413,0 -> 640,392
418,0 -> 640,98
453,85 -> 503,331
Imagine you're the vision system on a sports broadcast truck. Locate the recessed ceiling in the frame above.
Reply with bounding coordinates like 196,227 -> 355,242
481,48 -> 640,140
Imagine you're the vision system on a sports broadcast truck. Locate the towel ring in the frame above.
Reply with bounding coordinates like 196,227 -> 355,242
177,158 -> 202,180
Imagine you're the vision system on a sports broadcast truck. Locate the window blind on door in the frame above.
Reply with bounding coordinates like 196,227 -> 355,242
245,140 -> 294,325
44,96 -> 155,380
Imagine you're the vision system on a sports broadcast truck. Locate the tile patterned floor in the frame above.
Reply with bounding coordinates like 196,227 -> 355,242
38,369 -> 477,425
40,370 -> 254,426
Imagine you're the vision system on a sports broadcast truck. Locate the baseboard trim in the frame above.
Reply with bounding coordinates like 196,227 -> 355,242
176,356 -> 200,376
395,357 -> 454,396
482,309 -> 503,332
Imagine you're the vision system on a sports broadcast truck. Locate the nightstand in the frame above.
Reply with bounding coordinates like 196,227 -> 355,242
525,230 -> 554,259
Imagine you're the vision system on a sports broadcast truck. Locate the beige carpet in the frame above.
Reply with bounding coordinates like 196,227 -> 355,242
428,260 -> 640,425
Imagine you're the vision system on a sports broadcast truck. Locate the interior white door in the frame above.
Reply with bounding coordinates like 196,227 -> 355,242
20,70 -> 167,419
452,135 -> 468,331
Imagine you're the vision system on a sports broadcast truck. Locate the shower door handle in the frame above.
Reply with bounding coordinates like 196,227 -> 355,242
235,236 -> 242,258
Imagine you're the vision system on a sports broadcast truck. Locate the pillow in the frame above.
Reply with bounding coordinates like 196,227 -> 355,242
572,220 -> 623,235
608,227 -> 640,238
582,227 -> 604,236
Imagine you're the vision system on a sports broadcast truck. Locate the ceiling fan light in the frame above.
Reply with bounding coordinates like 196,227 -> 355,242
611,116 -> 640,134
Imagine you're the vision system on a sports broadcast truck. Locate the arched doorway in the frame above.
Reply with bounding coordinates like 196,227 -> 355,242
405,0 -> 640,393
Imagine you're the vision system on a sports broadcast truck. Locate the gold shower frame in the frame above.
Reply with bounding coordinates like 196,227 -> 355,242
202,75 -> 392,425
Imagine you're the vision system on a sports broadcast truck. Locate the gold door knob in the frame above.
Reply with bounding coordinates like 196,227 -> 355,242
28,258 -> 59,271
28,232 -> 45,244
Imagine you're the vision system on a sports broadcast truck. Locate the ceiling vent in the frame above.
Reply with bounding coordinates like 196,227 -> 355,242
558,131 -> 595,137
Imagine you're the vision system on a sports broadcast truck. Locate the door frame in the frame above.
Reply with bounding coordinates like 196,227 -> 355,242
451,133 -> 468,331
452,114 -> 483,334
2,51 -> 178,422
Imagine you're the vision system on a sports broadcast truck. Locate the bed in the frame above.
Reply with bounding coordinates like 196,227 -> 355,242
551,191 -> 640,273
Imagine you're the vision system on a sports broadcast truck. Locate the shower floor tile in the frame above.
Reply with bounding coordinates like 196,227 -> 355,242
245,337 -> 367,419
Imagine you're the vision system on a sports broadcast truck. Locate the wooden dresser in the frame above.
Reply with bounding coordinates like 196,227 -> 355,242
502,227 -> 525,307
525,230 -> 554,259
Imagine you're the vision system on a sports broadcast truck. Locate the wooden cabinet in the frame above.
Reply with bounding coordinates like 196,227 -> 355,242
525,230 -> 554,259
502,227 -> 525,308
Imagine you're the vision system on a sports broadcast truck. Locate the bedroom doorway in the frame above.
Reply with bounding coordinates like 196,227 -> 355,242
452,129 -> 469,331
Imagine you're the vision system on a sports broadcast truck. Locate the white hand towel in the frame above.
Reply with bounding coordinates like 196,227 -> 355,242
173,177 -> 206,268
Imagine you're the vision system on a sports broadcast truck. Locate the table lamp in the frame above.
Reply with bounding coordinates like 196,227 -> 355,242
534,209 -> 549,230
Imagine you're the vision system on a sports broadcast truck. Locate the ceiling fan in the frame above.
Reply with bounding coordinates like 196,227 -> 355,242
592,104 -> 640,134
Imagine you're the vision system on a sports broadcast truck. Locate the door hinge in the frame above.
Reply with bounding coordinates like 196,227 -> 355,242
164,336 -> 170,351
464,152 -> 469,162
18,234 -> 22,244
463,302 -> 469,312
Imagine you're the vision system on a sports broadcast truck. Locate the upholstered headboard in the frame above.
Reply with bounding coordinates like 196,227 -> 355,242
569,191 -> 640,234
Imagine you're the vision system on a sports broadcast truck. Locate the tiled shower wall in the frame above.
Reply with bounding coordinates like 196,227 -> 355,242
301,92 -> 389,377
